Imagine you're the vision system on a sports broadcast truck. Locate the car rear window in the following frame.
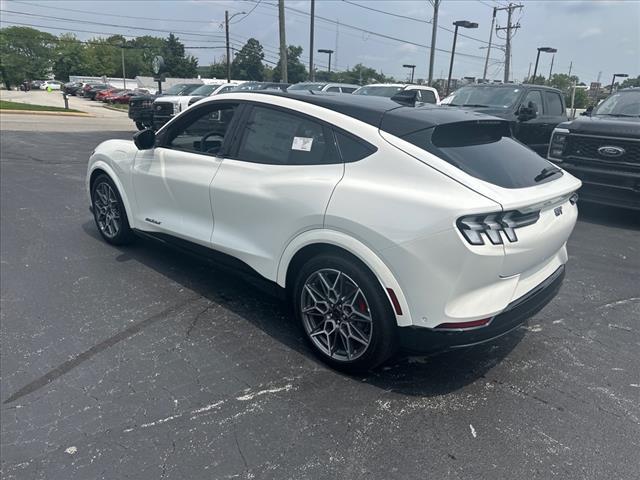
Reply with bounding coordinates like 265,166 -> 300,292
401,121 -> 562,188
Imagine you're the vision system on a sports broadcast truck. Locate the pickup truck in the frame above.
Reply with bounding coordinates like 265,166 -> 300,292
128,83 -> 201,130
441,83 -> 568,156
548,88 -> 640,210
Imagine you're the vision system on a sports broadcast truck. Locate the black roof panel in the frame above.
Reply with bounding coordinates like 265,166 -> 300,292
251,90 -> 499,136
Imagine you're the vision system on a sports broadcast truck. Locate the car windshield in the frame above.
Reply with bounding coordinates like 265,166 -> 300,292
593,91 -> 640,116
190,84 -> 221,96
354,86 -> 404,97
164,84 -> 199,95
443,86 -> 522,108
288,83 -> 326,91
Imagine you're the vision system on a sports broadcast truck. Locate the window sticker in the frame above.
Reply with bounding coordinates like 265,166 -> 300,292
292,136 -> 314,152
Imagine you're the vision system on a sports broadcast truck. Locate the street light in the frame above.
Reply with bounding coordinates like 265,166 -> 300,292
446,20 -> 478,95
225,10 -> 246,82
610,73 -> 628,93
403,64 -> 416,84
531,47 -> 557,84
318,49 -> 334,73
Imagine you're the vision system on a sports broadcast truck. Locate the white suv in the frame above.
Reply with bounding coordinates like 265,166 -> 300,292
353,83 -> 440,104
87,92 -> 580,371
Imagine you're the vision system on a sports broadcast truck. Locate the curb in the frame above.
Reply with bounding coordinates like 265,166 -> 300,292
103,105 -> 129,113
0,109 -> 93,117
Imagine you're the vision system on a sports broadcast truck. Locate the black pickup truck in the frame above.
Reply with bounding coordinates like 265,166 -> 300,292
443,83 -> 568,156
547,88 -> 640,210
128,83 -> 201,130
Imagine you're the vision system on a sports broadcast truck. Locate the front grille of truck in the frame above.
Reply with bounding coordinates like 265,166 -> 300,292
566,135 -> 640,165
153,102 -> 174,117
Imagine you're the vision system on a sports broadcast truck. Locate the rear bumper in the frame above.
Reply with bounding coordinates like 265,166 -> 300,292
551,162 -> 640,210
398,264 -> 565,354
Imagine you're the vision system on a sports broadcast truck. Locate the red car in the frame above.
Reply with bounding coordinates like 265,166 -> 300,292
110,89 -> 150,104
96,88 -> 121,102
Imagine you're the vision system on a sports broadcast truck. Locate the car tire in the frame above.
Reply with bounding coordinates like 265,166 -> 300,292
292,253 -> 398,372
91,174 -> 135,246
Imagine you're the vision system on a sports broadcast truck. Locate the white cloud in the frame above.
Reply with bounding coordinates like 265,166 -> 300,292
578,27 -> 603,39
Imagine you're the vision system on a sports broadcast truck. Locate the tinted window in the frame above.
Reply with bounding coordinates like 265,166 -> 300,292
354,86 -> 404,97
168,104 -> 238,155
334,131 -> 376,162
237,106 -> 337,165
544,91 -> 564,115
417,89 -> 437,104
341,87 -> 357,94
401,121 -> 561,188
326,86 -> 341,92
445,86 -> 522,108
522,90 -> 543,114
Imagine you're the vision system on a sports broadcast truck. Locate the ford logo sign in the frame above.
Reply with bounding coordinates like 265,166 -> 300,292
156,105 -> 162,111
597,145 -> 625,157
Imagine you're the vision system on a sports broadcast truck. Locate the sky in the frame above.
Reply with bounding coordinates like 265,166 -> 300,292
1,0 -> 638,84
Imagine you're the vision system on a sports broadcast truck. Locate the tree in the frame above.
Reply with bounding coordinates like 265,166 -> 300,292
548,73 -> 580,92
208,61 -> 227,79
52,33 -> 87,82
317,63 -> 394,85
621,75 -> 640,89
273,45 -> 307,83
162,33 -> 198,77
0,26 -> 56,88
82,37 -> 120,77
231,38 -> 265,81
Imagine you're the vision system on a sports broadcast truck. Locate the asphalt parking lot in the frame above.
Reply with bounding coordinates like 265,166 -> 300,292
1,113 -> 639,480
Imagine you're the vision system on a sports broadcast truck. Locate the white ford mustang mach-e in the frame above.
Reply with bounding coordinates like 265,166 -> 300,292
87,91 -> 581,371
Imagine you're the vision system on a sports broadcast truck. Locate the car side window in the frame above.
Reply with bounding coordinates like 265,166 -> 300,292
419,90 -> 437,104
326,86 -> 340,92
236,106 -> 339,165
544,91 -> 564,116
522,90 -> 544,115
334,130 -> 377,162
217,86 -> 234,94
167,103 -> 238,156
341,87 -> 357,93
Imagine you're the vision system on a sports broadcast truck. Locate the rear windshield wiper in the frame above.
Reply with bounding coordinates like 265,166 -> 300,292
534,166 -> 562,182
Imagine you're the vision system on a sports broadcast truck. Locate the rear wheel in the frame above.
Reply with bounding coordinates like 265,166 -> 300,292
292,253 -> 398,372
91,174 -> 135,245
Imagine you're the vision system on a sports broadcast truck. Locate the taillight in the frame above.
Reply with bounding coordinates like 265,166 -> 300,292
457,210 -> 540,246
549,132 -> 568,160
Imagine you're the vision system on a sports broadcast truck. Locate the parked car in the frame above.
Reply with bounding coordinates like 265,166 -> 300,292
63,82 -> 83,95
288,82 -> 360,93
548,88 -> 640,210
40,80 -> 63,90
30,80 -> 45,89
231,82 -> 290,91
128,83 -> 202,130
441,83 -> 568,156
81,83 -> 109,99
353,83 -> 440,104
152,82 -> 238,129
96,88 -> 122,102
87,91 -> 581,371
111,89 -> 149,104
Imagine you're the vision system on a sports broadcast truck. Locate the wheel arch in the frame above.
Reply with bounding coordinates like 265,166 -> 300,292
277,230 -> 412,326
88,161 -> 135,223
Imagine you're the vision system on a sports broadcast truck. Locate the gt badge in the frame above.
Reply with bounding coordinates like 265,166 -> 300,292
554,206 -> 563,217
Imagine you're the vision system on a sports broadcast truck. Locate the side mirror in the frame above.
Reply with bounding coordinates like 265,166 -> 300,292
133,128 -> 156,150
581,105 -> 594,116
518,103 -> 537,121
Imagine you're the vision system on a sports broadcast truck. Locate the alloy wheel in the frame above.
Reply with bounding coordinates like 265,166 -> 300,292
300,268 -> 373,362
93,182 -> 121,239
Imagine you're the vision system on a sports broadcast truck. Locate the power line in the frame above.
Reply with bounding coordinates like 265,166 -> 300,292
231,0 -> 262,24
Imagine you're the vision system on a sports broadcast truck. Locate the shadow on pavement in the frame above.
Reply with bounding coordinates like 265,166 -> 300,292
577,202 -> 640,230
78,220 -> 526,398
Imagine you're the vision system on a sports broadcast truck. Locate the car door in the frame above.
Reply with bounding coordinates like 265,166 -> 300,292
132,101 -> 241,246
541,90 -> 568,152
514,89 -> 548,155
210,103 -> 345,280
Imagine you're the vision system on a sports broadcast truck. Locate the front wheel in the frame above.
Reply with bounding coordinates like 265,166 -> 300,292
91,174 -> 135,245
292,253 -> 398,372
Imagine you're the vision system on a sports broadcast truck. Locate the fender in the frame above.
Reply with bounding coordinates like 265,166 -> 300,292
87,159 -> 136,228
276,229 -> 413,326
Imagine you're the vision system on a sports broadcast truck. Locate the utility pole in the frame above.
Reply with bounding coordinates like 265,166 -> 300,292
427,0 -> 440,86
482,7 -> 497,81
309,0 -> 315,81
121,46 -> 126,90
527,62 -> 532,82
225,10 -> 231,83
548,53 -> 555,82
496,3 -> 522,83
278,0 -> 288,83
594,70 -> 602,101
568,60 -> 572,77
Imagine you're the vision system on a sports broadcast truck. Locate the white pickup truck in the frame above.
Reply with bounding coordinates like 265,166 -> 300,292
152,82 -> 238,129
